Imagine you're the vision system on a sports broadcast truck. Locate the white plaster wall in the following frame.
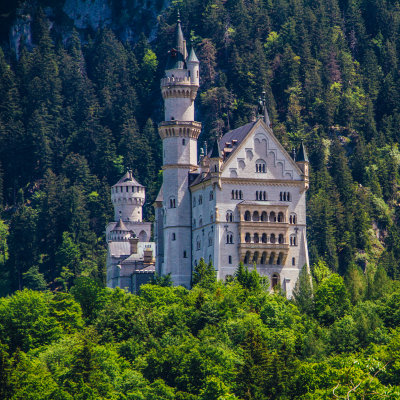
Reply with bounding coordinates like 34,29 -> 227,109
162,167 -> 193,287
221,126 -> 302,181
164,97 -> 195,121
163,137 -> 197,166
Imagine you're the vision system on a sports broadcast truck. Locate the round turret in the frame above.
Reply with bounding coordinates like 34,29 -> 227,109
111,170 -> 145,222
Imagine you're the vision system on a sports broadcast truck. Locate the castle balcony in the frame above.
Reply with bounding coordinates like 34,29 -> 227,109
238,243 -> 289,266
159,121 -> 202,140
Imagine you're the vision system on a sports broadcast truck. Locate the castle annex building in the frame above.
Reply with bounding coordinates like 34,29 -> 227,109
106,171 -> 155,293
153,17 -> 310,296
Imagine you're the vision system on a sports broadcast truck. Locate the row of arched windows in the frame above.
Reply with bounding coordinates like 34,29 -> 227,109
280,192 -> 291,201
244,210 -> 286,222
112,186 -> 143,193
256,191 -> 267,200
256,160 -> 266,173
231,190 -> 243,200
243,251 -> 285,266
244,232 -> 286,244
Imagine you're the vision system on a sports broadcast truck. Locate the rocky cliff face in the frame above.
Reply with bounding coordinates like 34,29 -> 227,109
7,0 -> 169,56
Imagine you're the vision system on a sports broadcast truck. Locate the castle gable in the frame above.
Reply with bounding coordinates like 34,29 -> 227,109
220,120 -> 302,181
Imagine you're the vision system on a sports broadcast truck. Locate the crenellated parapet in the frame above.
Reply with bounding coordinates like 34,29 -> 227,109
158,120 -> 202,140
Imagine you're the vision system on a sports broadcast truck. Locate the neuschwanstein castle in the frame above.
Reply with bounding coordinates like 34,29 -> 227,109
107,16 -> 310,297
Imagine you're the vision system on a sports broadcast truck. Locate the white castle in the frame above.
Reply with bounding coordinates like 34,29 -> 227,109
153,16 -> 310,296
106,170 -> 155,292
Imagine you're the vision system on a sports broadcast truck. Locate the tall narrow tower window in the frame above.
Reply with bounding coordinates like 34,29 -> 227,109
182,138 -> 186,145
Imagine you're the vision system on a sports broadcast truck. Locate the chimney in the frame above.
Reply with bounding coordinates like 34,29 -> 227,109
143,248 -> 153,264
129,236 -> 139,254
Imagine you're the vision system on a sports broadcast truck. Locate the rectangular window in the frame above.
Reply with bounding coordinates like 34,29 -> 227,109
292,257 -> 295,266
229,255 -> 232,264
183,251 -> 187,258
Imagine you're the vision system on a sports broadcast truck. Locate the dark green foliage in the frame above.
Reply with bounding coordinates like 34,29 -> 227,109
192,258 -> 216,289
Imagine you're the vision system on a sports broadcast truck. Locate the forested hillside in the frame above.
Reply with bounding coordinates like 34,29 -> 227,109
2,0 -> 400,397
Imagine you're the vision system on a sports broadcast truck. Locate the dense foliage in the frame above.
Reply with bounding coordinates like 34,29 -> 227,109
1,264 -> 400,399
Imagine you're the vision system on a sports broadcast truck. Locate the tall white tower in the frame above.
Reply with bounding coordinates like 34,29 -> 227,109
158,14 -> 201,287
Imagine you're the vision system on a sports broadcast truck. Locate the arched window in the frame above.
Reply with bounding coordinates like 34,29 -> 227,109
235,190 -> 239,199
277,252 -> 283,265
196,236 -> 201,250
256,159 -> 266,173
253,211 -> 259,221
269,252 -> 275,264
290,235 -> 297,246
245,233 -> 251,243
253,251 -> 259,263
272,273 -> 279,288
254,233 -> 259,243
278,234 -> 284,244
199,216 -> 203,226
208,234 -> 213,247
256,191 -> 259,200
182,138 -> 186,145
278,212 -> 284,222
290,213 -> 297,224
260,252 -> 267,264
270,233 -> 276,244
183,251 -> 187,258
226,232 -> 234,244
231,190 -> 235,199
244,210 -> 251,221
169,197 -> 176,208
209,191 -> 214,200
262,233 -> 267,243
261,211 -> 268,221
239,190 -> 243,199
226,211 -> 233,222
270,211 -> 276,222
244,251 -> 251,264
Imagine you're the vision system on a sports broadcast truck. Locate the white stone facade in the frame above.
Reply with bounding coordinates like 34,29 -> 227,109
154,19 -> 309,296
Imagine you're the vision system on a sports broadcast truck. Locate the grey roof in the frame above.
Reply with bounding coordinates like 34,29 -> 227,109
188,46 -> 199,63
111,218 -> 130,232
297,141 -> 309,162
219,121 -> 257,153
113,170 -> 144,187
210,139 -> 221,158
155,185 -> 163,203
166,13 -> 187,70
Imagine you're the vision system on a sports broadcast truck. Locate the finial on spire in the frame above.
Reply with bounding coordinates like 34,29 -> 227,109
177,8 -> 181,23
257,90 -> 271,127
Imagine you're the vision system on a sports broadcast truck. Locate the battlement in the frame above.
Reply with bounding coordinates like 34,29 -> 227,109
159,120 -> 202,140
161,76 -> 191,85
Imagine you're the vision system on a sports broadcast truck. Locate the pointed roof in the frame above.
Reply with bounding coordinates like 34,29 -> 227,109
155,185 -> 163,202
297,141 -> 309,162
112,218 -> 129,232
113,170 -> 144,187
188,46 -> 199,63
166,10 -> 187,70
210,139 -> 221,158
